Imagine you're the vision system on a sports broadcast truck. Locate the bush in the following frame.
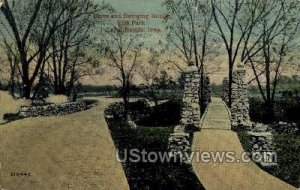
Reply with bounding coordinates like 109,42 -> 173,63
249,97 -> 274,123
211,84 -> 222,97
249,96 -> 300,125
106,99 -> 183,127
105,99 -> 151,122
105,102 -> 125,119
138,99 -> 182,127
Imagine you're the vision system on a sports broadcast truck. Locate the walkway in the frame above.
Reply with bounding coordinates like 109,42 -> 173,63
0,97 -> 129,190
192,97 -> 296,190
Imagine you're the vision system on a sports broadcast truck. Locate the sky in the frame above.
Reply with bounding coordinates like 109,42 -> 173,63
107,0 -> 165,13
94,0 -> 167,45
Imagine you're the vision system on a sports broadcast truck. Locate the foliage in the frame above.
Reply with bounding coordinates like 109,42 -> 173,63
247,77 -> 300,187
3,112 -> 24,122
138,99 -> 182,127
105,99 -> 151,122
105,99 -> 182,127
249,95 -> 300,124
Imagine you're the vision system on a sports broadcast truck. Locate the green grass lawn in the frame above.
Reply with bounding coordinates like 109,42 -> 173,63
269,134 -> 300,187
238,131 -> 300,187
106,119 -> 204,190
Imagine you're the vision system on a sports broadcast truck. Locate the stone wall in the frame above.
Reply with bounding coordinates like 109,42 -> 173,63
19,102 -> 87,118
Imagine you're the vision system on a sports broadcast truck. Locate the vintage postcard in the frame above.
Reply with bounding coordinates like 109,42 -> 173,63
0,0 -> 299,189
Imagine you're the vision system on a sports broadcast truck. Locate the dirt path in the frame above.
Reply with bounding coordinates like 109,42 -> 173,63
192,97 -> 296,190
0,97 -> 129,190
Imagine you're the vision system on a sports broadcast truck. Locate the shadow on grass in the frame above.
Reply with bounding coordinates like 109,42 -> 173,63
105,99 -> 205,190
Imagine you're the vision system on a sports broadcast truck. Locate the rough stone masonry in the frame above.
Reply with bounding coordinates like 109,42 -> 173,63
231,66 -> 252,130
222,65 -> 251,130
180,65 -> 202,128
168,65 -> 202,164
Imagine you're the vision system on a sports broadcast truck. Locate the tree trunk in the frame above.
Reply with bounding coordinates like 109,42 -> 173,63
200,63 -> 205,114
123,90 -> 129,119
9,68 -> 16,97
21,57 -> 31,99
55,84 -> 66,95
228,63 -> 233,108
266,61 -> 271,102
22,82 -> 31,99
265,100 -> 275,122
150,87 -> 158,108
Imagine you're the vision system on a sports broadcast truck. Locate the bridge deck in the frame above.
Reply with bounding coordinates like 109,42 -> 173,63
192,97 -> 295,190
201,98 -> 231,130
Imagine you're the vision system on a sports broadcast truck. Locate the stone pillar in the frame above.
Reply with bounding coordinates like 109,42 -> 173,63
180,65 -> 201,129
231,66 -> 251,130
168,65 -> 201,164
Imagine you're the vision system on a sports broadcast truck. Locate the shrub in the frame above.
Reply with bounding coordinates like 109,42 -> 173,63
138,99 -> 182,127
106,99 -> 183,127
249,96 -> 300,125
249,97 -> 271,123
105,99 -> 151,122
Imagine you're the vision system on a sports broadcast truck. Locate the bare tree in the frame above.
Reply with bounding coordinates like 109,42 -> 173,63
164,0 -> 214,112
46,0 -> 100,96
0,0 -> 97,99
102,26 -> 143,118
246,0 -> 300,119
139,48 -> 162,107
0,38 -> 20,96
210,0 -> 278,107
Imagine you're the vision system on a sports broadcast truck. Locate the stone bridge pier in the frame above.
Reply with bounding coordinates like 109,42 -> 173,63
180,66 -> 201,129
222,65 -> 251,130
168,65 -> 211,163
